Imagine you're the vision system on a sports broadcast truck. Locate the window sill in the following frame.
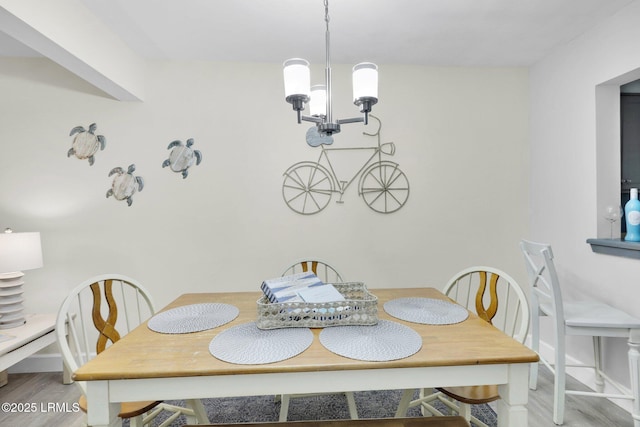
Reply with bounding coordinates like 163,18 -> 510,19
587,238 -> 640,259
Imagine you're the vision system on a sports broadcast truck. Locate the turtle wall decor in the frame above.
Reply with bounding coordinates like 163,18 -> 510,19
106,164 -> 144,207
162,138 -> 202,179
68,123 -> 106,165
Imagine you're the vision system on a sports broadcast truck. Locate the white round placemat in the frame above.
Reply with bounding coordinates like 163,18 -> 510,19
148,303 -> 239,334
209,322 -> 314,364
319,320 -> 422,362
383,297 -> 469,325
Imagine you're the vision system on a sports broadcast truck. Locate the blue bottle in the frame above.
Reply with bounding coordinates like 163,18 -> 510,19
625,188 -> 640,242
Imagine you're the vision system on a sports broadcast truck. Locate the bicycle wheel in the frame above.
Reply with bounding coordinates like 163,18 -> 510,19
358,161 -> 410,213
282,162 -> 334,215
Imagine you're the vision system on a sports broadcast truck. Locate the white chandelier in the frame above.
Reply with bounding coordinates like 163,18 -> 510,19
283,0 -> 378,137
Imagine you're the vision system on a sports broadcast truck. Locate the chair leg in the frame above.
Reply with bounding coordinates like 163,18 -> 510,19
279,394 -> 291,422
530,306 -> 541,390
278,393 -> 357,422
628,330 -> 640,427
186,399 -> 210,424
395,389 -> 415,417
470,414 -> 491,427
592,336 -> 606,393
458,402 -> 471,421
553,330 -> 566,425
129,414 -> 144,427
345,392 -> 358,419
419,389 -> 442,417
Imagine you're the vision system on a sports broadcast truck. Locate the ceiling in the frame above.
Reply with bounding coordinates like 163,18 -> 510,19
1,0 -> 635,67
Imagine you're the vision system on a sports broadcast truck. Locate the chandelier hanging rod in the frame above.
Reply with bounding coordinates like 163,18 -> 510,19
283,0 -> 378,136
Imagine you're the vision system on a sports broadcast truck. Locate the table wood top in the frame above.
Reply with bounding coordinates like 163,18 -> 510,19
74,287 -> 538,381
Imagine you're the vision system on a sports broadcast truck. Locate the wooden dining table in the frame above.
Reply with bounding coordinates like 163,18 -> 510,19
73,287 -> 538,427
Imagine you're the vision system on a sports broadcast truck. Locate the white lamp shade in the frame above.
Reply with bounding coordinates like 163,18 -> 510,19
310,85 -> 327,116
352,62 -> 378,101
0,232 -> 43,273
283,58 -> 311,99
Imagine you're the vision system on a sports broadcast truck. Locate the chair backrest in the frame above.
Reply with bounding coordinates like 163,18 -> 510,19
281,259 -> 344,283
55,274 -> 155,395
443,266 -> 530,343
519,239 -> 565,322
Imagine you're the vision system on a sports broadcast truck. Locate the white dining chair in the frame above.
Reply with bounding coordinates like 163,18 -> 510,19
55,274 -> 209,426
395,266 -> 529,427
520,240 -> 640,426
277,259 -> 358,422
281,258 -> 344,283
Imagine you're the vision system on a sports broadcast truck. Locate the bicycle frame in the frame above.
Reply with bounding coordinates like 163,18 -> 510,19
314,117 -> 395,198
282,114 -> 408,215
317,145 -> 381,197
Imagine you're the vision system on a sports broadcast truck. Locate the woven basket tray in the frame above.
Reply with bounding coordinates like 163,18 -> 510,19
256,282 -> 378,329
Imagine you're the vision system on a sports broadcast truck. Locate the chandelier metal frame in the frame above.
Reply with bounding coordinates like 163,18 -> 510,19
283,0 -> 378,136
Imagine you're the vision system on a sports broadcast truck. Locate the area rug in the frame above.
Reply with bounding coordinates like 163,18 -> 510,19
144,389 -> 497,426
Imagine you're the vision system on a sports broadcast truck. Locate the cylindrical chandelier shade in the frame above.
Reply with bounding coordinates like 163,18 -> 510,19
310,85 -> 327,117
283,58 -> 311,107
352,62 -> 378,112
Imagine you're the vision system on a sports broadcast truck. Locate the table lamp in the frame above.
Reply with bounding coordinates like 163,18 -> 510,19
0,228 -> 43,329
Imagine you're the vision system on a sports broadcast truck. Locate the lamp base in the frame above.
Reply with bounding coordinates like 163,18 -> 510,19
0,272 -> 26,329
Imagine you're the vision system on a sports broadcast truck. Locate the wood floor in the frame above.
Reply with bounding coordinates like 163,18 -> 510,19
0,365 -> 633,426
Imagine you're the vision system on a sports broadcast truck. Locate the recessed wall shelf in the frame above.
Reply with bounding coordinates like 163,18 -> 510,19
587,238 -> 640,259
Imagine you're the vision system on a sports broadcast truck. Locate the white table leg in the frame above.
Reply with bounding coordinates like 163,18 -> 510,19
497,364 -> 530,427
85,380 -> 119,427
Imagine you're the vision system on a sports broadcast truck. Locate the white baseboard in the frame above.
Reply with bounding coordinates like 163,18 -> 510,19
7,353 -> 63,374
533,338 -> 633,414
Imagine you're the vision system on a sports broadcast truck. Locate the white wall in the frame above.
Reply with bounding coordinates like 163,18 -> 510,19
0,58 -> 528,352
529,0 -> 640,400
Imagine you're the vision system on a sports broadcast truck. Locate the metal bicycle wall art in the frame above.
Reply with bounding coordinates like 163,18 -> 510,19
282,115 -> 410,215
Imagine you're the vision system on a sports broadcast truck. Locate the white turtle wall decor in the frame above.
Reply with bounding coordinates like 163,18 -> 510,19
68,123 -> 106,165
106,164 -> 144,207
162,138 -> 202,178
